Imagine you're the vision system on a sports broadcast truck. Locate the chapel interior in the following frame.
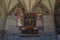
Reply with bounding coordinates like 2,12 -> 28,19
0,0 -> 60,40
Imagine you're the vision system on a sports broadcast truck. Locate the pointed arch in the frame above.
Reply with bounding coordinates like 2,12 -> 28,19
8,3 -> 25,15
32,2 -> 51,15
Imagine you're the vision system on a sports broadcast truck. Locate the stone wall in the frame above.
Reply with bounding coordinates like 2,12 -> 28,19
43,15 -> 56,40
43,15 -> 55,34
5,15 -> 19,33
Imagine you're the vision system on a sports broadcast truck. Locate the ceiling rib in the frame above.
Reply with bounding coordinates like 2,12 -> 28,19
32,0 -> 42,12
32,0 -> 42,11
17,0 -> 25,10
4,0 -> 55,13
17,0 -> 28,12
7,0 -> 11,12
47,0 -> 52,10
29,0 -> 31,12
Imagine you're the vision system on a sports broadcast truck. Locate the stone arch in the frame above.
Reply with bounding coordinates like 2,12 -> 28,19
5,3 -> 25,33
32,2 -> 50,15
8,3 -> 25,16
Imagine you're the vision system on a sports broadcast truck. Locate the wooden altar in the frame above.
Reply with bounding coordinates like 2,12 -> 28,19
18,13 -> 43,34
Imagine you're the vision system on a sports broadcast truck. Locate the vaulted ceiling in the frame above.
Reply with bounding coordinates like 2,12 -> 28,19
4,0 -> 56,13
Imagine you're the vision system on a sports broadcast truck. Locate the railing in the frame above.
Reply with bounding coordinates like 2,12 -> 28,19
1,33 -> 56,40
44,34 -> 52,40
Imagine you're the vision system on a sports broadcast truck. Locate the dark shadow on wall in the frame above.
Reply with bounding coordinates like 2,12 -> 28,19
55,1 -> 60,34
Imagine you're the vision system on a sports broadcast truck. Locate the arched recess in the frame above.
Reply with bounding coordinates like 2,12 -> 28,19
32,1 -> 56,34
32,2 -> 50,15
5,2 -> 25,33
31,2 -> 51,34
5,2 -> 25,23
